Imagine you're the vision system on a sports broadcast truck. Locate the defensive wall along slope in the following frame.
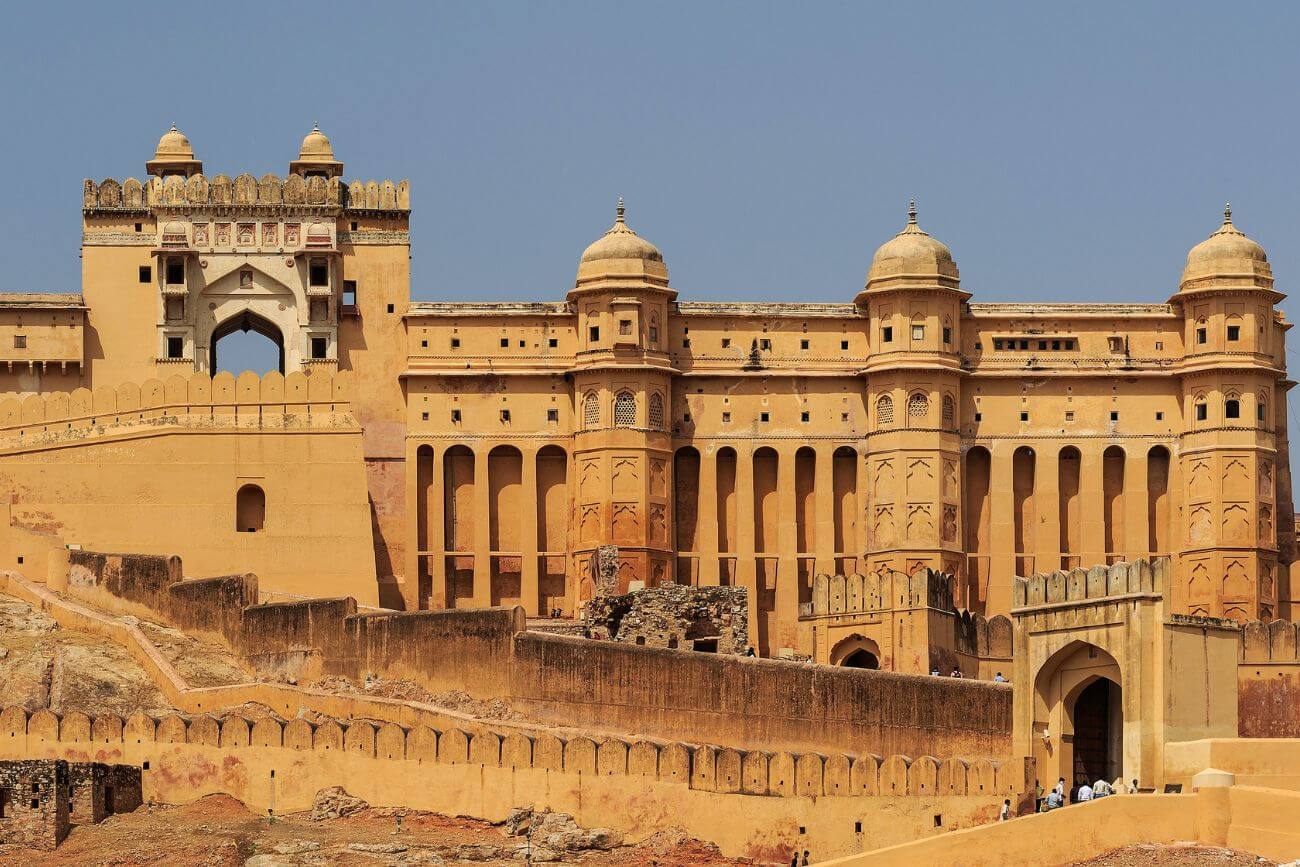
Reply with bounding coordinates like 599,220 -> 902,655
0,370 -> 377,602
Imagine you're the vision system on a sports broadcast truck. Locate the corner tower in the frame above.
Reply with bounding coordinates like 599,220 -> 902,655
1172,206 -> 1289,620
858,202 -> 970,606
568,201 -> 678,598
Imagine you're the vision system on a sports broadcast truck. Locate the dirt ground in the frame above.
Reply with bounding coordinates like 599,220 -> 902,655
0,794 -> 748,866
1070,843 -> 1277,866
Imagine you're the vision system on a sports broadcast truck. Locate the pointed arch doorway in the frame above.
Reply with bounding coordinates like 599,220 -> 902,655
210,309 -> 286,375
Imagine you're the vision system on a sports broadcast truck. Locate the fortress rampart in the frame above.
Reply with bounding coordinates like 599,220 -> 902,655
83,174 -> 409,212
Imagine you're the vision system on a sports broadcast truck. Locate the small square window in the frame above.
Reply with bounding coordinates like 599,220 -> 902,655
311,337 -> 327,359
548,337 -> 558,348
1109,410 -> 1119,421
450,338 -> 461,349
975,341 -> 982,350
1196,327 -> 1207,344
800,338 -> 810,350
451,409 -> 462,423
1196,403 -> 1208,421
840,340 -> 849,350
974,412 -> 982,422
518,340 -> 525,348
721,338 -> 731,349
1038,340 -> 1048,351
309,259 -> 328,287
649,325 -> 658,341
1155,341 -> 1163,350
912,325 -> 925,341
1227,325 -> 1240,341
139,265 -> 152,283
350,221 -> 358,231
589,326 -> 600,342
943,327 -> 952,344
759,412 -> 770,423
841,412 -> 849,423
1019,411 -> 1029,422
420,339 -> 428,348
500,338 -> 509,348
619,319 -> 632,336
1064,339 -> 1075,350
500,409 -> 511,423
801,411 -> 810,422
134,222 -> 142,233
1258,404 -> 1266,421
994,339 -> 1003,350
420,411 -> 429,421
683,338 -> 691,348
165,258 -> 185,285
1019,339 -> 1030,350
386,303 -> 395,313
342,280 -> 357,305
882,326 -> 893,342
13,335 -> 26,350
546,409 -> 559,422
1155,411 -> 1164,421
166,336 -> 183,358
1225,400 -> 1240,419
1064,411 -> 1074,422
722,411 -> 732,423
683,412 -> 691,423
759,338 -> 771,351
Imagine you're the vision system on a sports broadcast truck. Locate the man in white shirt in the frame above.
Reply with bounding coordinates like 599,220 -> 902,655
1075,781 -> 1094,802
1093,779 -> 1112,798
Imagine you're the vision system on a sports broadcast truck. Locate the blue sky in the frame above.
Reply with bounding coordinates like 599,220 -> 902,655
3,2 -> 1299,441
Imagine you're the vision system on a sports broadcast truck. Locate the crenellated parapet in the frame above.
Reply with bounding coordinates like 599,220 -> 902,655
0,703 -> 1025,800
809,568 -> 959,617
83,174 -> 409,213
1239,618 -> 1300,662
0,369 -> 358,447
1012,558 -> 1167,610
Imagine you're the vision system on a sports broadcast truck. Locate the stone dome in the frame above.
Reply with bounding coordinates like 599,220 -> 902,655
865,201 -> 959,291
298,124 -> 335,159
154,123 -> 194,158
579,199 -> 664,265
1179,205 -> 1271,292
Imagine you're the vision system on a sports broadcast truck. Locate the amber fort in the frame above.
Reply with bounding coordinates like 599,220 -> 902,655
0,125 -> 1297,863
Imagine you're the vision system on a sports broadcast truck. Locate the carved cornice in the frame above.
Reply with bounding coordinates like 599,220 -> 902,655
338,230 -> 410,245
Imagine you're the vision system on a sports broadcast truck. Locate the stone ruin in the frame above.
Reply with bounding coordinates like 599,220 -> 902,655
0,759 -> 142,851
585,583 -> 749,654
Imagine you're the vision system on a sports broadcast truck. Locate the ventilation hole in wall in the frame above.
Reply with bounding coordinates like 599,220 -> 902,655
798,826 -> 806,835
854,821 -> 862,834
933,814 -> 942,827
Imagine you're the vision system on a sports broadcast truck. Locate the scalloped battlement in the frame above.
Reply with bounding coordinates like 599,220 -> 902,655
0,369 -> 357,444
83,174 -> 409,211
1012,558 -> 1167,609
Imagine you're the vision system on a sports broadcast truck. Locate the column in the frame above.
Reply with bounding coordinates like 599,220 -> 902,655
472,445 -> 492,607
735,445 -> 759,650
1079,446 -> 1106,569
404,442 -> 422,609
698,448 -> 720,585
776,447 -> 800,652
1124,448 -> 1148,561
814,445 -> 836,575
1035,445 -> 1061,572
521,447 -> 540,616
429,445 -> 448,610
987,445 -> 1016,615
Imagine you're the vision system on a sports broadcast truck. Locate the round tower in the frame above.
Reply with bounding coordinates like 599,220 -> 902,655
1173,206 -> 1287,620
568,201 -> 678,602
858,202 -> 970,605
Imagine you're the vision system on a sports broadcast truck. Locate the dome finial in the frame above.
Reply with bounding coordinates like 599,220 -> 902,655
908,198 -> 918,226
170,121 -> 177,132
616,196 -> 625,224
1223,202 -> 1232,225
313,121 -> 320,132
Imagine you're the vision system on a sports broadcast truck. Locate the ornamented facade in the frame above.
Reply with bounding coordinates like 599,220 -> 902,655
0,127 -> 1293,659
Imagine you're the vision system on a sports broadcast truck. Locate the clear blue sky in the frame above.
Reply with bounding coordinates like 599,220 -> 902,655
3,2 -> 1299,452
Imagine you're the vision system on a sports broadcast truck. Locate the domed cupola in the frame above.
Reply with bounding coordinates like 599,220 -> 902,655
572,199 -> 670,295
859,201 -> 962,305
289,123 -> 344,178
146,123 -> 203,177
1179,204 -> 1273,294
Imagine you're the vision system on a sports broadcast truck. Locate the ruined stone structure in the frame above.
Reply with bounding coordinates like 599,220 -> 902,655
0,758 -> 140,850
585,583 -> 749,653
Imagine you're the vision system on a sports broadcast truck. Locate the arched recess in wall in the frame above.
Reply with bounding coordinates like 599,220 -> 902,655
795,447 -> 816,556
1103,446 -> 1126,560
674,447 -> 701,553
648,392 -> 665,431
716,447 -> 738,583
1033,641 -> 1124,789
210,309 -> 286,375
416,445 -> 434,553
1013,447 -> 1036,576
582,391 -> 600,429
876,394 -> 894,428
832,446 -> 858,570
443,445 -> 475,607
1147,446 -> 1170,556
488,445 -> 524,607
906,391 -> 929,426
1058,446 -> 1082,567
613,391 -> 637,427
236,484 -> 265,532
964,446 -> 992,607
536,445 -> 568,613
830,634 -> 881,669
753,447 -> 779,557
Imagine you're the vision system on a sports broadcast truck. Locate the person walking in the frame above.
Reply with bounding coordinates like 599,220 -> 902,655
999,798 -> 1012,821
994,672 -> 1006,682
1076,780 -> 1094,802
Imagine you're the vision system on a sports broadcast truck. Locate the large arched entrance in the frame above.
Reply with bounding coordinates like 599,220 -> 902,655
209,310 -> 286,375
1032,641 -> 1124,790
830,635 -> 882,670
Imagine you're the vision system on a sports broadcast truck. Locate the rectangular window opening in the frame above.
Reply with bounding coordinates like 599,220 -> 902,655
139,265 -> 151,283
1019,411 -> 1029,422
342,280 -> 357,305
308,259 -> 328,288
166,336 -> 183,359
589,326 -> 600,343
882,326 -> 893,342
310,337 -> 327,360
1227,325 -> 1241,341
451,409 -> 462,423
912,325 -> 925,341
13,335 -> 26,350
546,409 -> 559,422
165,258 -> 184,285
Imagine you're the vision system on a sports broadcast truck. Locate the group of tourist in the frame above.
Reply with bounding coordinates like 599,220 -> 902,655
1033,777 -> 1139,812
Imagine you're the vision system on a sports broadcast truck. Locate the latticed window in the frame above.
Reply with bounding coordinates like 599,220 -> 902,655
876,395 -> 894,426
583,392 -> 600,429
648,393 -> 665,430
614,391 -> 637,427
908,392 -> 929,421
942,395 -> 955,428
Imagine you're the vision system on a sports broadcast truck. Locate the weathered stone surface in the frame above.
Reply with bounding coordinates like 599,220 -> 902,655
585,584 -> 749,654
309,786 -> 368,820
